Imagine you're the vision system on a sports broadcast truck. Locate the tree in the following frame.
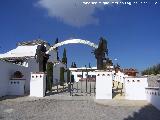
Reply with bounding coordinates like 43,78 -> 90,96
89,63 -> 91,68
46,62 -> 53,91
60,67 -> 65,86
67,69 -> 70,83
142,63 -> 160,75
62,48 -> 67,66
54,38 -> 59,60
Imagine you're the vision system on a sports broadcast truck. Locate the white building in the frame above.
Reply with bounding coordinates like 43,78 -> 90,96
0,39 -> 65,97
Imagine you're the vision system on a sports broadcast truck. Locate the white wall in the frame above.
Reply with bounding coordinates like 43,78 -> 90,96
48,49 -> 57,62
53,62 -> 66,84
113,71 -> 126,83
124,77 -> 148,100
0,60 -> 28,97
30,73 -> 46,97
26,58 -> 39,91
8,80 -> 25,95
96,71 -> 112,99
146,88 -> 160,110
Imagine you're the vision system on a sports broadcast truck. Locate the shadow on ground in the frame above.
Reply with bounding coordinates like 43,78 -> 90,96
0,93 -> 29,102
124,104 -> 160,120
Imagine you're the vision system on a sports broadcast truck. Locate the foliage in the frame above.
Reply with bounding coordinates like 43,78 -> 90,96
62,48 -> 67,65
71,75 -> 74,83
71,62 -> 77,68
60,67 -> 65,86
46,62 -> 53,91
54,38 -> 59,50
67,69 -> 70,83
142,63 -> 160,75
54,38 -> 59,60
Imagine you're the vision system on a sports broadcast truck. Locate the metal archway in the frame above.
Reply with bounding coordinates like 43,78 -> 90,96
46,39 -> 98,54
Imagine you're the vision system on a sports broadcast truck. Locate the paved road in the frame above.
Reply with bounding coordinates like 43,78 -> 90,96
0,95 -> 160,120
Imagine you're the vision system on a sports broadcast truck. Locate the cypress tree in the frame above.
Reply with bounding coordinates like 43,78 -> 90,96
55,38 -> 59,60
46,62 -> 53,91
60,67 -> 65,86
67,69 -> 71,83
62,48 -> 67,66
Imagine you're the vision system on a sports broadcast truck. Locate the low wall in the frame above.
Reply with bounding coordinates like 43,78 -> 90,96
8,79 -> 25,95
124,77 -> 148,100
146,88 -> 160,110
0,60 -> 28,97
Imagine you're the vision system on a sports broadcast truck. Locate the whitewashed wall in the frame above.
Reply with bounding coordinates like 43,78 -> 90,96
26,58 -> 39,91
0,60 -> 28,97
30,73 -> 46,97
113,71 -> 126,83
96,71 -> 112,99
124,77 -> 148,100
8,80 -> 25,95
53,62 -> 66,84
146,88 -> 160,110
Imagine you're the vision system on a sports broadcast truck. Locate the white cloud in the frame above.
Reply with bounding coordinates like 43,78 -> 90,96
36,0 -> 121,27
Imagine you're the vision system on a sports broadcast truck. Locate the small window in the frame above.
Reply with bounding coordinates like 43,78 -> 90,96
137,80 -> 140,82
97,74 -> 100,76
132,80 -> 135,82
107,74 -> 110,76
127,80 -> 130,82
102,74 -> 105,76
32,76 -> 34,78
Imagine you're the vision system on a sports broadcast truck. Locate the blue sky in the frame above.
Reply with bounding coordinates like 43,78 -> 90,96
0,0 -> 160,71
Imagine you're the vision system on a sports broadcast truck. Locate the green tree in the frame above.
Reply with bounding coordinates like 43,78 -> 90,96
46,62 -> 53,91
62,48 -> 67,66
142,63 -> 160,75
67,69 -> 70,83
60,67 -> 65,86
55,38 -> 59,60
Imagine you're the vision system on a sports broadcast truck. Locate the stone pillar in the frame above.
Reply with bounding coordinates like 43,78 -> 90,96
96,71 -> 112,99
30,72 -> 46,97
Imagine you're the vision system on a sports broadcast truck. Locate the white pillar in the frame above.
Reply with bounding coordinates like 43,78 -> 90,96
30,72 -> 46,97
96,71 -> 112,99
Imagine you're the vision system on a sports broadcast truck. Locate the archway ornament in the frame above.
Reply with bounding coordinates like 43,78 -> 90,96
46,39 -> 98,54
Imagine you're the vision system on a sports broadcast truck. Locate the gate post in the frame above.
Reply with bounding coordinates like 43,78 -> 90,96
96,71 -> 112,99
30,72 -> 46,97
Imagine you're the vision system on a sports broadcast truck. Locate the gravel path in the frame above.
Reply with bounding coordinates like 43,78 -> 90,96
0,95 -> 160,120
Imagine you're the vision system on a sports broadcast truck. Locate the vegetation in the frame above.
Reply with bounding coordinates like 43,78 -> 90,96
46,62 -> 53,91
60,67 -> 65,86
62,48 -> 67,66
54,38 -> 59,60
67,69 -> 70,83
142,63 -> 160,75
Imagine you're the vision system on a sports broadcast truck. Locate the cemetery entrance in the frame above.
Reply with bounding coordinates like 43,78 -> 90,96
47,74 -> 96,96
